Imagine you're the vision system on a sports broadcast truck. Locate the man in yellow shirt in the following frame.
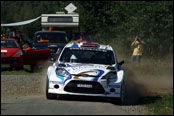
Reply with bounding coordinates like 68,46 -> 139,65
131,35 -> 146,63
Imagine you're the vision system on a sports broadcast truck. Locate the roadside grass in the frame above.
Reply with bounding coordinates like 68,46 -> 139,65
140,94 -> 173,115
1,65 -> 47,76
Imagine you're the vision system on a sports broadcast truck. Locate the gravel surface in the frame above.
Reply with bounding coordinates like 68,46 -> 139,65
1,74 -> 150,115
1,75 -> 46,98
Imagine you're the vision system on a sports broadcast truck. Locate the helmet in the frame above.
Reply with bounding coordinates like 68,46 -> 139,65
70,54 -> 77,63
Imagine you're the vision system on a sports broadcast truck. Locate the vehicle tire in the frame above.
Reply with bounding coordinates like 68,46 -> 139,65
30,65 -> 35,72
118,81 -> 126,105
30,64 -> 39,72
16,66 -> 24,71
9,68 -> 12,71
46,77 -> 57,99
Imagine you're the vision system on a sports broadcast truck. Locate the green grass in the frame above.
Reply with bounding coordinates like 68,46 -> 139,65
1,65 -> 46,76
142,94 -> 173,115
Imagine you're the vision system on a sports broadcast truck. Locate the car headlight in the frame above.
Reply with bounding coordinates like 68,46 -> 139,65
13,50 -> 23,56
102,72 -> 117,79
55,68 -> 69,77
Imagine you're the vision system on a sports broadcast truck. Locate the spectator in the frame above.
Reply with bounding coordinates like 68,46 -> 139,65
2,34 -> 6,39
77,32 -> 87,43
131,35 -> 146,63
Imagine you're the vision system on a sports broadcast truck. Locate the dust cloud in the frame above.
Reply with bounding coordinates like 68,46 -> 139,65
124,60 -> 173,105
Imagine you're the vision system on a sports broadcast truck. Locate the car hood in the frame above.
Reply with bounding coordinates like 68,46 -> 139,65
1,48 -> 21,57
60,63 -> 109,78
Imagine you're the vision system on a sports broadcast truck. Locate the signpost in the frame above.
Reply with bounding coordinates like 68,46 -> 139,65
65,3 -> 77,13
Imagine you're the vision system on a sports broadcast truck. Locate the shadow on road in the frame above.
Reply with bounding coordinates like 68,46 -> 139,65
54,95 -> 113,104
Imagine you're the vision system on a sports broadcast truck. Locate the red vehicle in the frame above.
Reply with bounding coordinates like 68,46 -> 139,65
1,38 -> 50,71
1,39 -> 23,70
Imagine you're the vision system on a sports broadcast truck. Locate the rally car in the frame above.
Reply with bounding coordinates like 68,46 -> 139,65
46,42 -> 125,104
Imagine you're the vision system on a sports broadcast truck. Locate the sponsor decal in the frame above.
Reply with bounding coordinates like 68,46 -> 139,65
67,64 -> 105,73
77,84 -> 93,88
70,47 -> 107,52
73,69 -> 104,82
109,85 -> 120,88
50,81 -> 63,84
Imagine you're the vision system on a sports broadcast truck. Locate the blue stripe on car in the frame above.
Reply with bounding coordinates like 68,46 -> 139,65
91,69 -> 104,82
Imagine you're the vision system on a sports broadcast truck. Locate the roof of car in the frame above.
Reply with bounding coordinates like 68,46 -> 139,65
35,31 -> 66,34
1,38 -> 16,41
65,41 -> 114,51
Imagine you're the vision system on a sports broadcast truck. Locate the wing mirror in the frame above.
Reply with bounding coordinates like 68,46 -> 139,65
118,60 -> 124,65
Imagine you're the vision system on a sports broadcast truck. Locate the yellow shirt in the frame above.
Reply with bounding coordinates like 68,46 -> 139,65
132,41 -> 143,56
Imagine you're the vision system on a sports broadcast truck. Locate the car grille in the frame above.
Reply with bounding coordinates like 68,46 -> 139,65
1,53 -> 6,56
1,58 -> 20,64
64,80 -> 105,94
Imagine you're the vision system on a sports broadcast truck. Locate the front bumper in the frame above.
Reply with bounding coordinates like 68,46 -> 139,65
48,80 -> 121,98
1,57 -> 23,69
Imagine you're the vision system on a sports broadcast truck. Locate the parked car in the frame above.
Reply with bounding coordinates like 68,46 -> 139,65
46,41 -> 125,104
32,31 -> 69,60
1,38 -> 23,70
1,38 -> 50,71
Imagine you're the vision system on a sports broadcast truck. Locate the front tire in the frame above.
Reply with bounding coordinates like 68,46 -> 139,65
46,77 -> 57,99
118,81 -> 126,105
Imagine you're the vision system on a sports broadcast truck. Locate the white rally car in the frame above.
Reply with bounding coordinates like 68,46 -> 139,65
46,42 -> 125,104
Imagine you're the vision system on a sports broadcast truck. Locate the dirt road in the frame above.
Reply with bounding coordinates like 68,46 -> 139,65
1,75 -> 149,115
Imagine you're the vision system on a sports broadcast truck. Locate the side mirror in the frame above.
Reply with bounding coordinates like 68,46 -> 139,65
56,48 -> 61,55
26,47 -> 32,51
118,60 -> 124,65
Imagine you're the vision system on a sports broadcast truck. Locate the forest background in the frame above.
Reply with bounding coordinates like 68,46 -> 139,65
1,1 -> 173,58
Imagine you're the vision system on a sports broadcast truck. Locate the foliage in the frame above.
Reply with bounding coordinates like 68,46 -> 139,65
1,1 -> 173,56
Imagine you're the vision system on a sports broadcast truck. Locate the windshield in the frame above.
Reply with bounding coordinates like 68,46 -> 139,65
59,48 -> 115,65
1,40 -> 19,48
34,33 -> 68,44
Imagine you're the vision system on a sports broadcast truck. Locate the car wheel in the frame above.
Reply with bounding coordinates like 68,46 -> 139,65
46,77 -> 57,99
30,65 -> 35,72
16,66 -> 23,71
118,81 -> 126,105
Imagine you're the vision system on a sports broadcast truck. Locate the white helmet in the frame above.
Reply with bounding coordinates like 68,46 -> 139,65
70,54 -> 77,63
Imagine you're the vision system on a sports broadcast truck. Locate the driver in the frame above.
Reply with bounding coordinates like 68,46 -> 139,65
70,54 -> 78,63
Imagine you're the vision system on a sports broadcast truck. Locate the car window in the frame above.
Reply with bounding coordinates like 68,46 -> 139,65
35,33 -> 68,43
1,40 -> 19,48
59,48 -> 115,65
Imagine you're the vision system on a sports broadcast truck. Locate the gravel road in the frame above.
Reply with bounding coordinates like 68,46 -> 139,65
1,74 -> 150,115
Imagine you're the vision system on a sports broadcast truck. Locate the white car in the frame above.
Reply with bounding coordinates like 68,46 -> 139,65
46,42 -> 125,104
